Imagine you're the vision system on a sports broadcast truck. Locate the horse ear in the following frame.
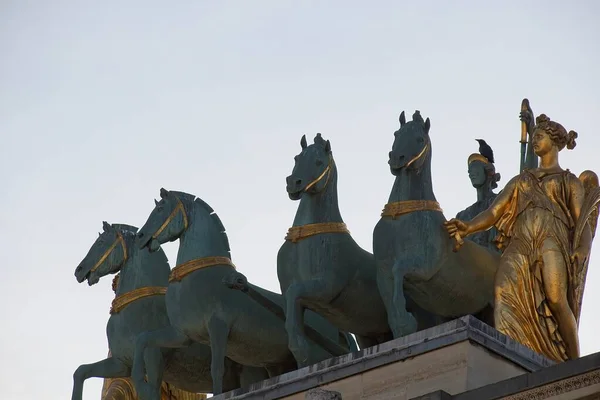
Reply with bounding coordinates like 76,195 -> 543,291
399,111 -> 406,126
154,199 -> 159,206
300,134 -> 307,149
424,117 -> 431,133
325,140 -> 331,153
102,221 -> 111,232
160,188 -> 169,199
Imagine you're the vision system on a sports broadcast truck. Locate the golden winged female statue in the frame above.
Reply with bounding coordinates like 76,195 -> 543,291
445,111 -> 600,362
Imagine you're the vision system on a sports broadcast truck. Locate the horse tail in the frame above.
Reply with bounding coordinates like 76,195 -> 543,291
339,332 -> 359,353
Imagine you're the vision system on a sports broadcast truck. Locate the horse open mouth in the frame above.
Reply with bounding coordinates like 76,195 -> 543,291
389,163 -> 404,174
85,271 -> 100,286
288,190 -> 303,200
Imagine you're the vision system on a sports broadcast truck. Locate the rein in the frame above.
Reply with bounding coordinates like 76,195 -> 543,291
304,155 -> 333,192
285,222 -> 349,243
152,195 -> 189,239
110,287 -> 167,314
169,256 -> 236,283
381,200 -> 443,219
90,232 -> 128,273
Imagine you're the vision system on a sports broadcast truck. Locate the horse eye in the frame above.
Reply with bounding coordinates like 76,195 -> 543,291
316,159 -> 323,167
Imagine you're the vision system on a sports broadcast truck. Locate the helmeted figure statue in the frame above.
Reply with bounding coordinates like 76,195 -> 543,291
455,141 -> 501,253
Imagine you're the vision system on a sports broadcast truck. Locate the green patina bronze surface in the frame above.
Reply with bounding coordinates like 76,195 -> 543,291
132,190 -> 356,396
272,133 -> 445,365
72,223 -> 268,400
373,111 -> 502,339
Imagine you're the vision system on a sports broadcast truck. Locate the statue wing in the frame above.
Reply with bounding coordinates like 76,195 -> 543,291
573,171 -> 600,324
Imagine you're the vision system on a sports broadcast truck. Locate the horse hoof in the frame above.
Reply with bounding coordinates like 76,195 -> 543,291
392,313 -> 418,338
289,337 -> 310,367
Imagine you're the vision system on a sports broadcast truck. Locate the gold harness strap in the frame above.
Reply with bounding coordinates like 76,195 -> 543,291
91,231 -> 128,273
285,222 -> 349,243
381,200 -> 443,219
110,287 -> 167,314
152,195 -> 189,239
304,155 -> 333,192
169,256 -> 236,283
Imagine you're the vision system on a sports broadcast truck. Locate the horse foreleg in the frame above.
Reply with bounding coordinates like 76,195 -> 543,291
390,255 -> 442,338
71,357 -> 129,400
376,260 -> 409,339
132,327 -> 191,400
284,278 -> 337,367
207,316 -> 231,395
388,260 -> 418,338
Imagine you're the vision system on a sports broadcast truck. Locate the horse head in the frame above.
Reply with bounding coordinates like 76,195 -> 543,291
286,133 -> 333,200
388,110 -> 431,175
136,188 -> 192,251
75,222 -> 138,285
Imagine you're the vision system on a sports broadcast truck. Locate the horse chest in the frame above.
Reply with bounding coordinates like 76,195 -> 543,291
279,238 -> 339,280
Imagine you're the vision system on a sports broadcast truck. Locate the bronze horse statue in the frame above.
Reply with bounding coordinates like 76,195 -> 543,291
373,111 -> 501,338
132,189 -> 356,396
72,223 -> 268,400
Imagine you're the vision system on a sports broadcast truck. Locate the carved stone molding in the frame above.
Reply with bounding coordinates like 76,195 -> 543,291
502,370 -> 600,400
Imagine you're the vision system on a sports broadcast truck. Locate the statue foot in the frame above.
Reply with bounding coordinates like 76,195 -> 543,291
390,311 -> 418,338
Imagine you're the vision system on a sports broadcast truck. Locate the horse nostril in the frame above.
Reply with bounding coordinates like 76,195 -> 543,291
399,155 -> 405,161
295,179 -> 302,186
76,266 -> 82,272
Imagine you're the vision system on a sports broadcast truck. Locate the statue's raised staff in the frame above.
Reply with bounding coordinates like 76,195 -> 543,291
373,110 -> 501,339
72,223 -> 266,400
132,189 -> 355,395
445,111 -> 600,361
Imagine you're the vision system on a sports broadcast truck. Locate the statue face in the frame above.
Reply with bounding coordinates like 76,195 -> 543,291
286,136 -> 331,200
533,128 -> 554,157
468,161 -> 487,188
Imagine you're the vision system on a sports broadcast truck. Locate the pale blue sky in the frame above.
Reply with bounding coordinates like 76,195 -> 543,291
1,1 -> 599,399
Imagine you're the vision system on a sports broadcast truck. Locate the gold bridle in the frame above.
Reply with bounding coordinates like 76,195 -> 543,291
90,231 -> 128,273
151,195 -> 189,240
304,155 -> 333,192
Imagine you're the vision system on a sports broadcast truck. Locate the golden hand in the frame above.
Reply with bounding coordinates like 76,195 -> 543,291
444,218 -> 469,252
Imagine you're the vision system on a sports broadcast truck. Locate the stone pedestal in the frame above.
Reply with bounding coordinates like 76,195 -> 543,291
212,316 -> 559,400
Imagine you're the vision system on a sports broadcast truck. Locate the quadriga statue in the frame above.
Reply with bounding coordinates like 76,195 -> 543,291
132,190 -> 356,395
445,112 -> 600,362
373,110 -> 501,339
72,223 -> 267,400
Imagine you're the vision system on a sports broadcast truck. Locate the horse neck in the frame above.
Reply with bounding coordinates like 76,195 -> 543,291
115,245 -> 170,295
293,163 -> 343,226
176,201 -> 230,265
388,150 -> 437,203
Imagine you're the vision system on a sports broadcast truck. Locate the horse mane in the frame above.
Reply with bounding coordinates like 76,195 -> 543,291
170,191 -> 232,257
111,224 -> 139,234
